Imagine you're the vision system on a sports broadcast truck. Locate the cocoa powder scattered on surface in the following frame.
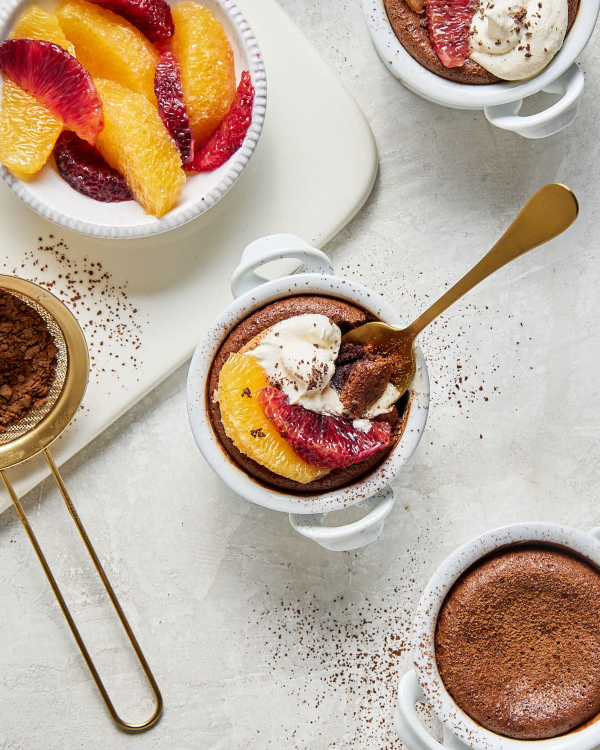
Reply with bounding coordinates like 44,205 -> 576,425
0,290 -> 57,432
7,236 -> 147,382
247,540 -> 438,750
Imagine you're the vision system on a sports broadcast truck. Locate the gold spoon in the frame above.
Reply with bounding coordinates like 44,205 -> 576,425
342,183 -> 579,397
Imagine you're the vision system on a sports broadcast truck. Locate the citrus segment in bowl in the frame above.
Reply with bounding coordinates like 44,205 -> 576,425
0,8 -> 77,175
215,352 -> 330,485
154,50 -> 194,164
54,131 -> 133,202
0,82 -> 63,175
88,0 -> 174,42
57,0 -> 159,104
10,6 -> 76,56
171,1 -> 236,145
94,78 -> 185,216
0,39 -> 103,144
187,70 -> 254,172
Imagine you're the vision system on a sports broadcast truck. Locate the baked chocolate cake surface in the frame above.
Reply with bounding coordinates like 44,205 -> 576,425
207,296 -> 409,493
435,546 -> 600,739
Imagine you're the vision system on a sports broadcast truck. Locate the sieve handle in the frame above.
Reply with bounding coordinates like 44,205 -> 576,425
0,451 -> 162,732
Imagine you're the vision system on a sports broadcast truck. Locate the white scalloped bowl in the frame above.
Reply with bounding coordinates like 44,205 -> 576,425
0,0 -> 266,238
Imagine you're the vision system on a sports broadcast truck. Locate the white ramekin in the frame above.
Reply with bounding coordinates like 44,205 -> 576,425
395,522 -> 600,749
362,0 -> 599,138
0,0 -> 266,238
186,234 -> 430,551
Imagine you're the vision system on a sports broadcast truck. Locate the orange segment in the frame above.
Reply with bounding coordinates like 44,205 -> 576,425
171,2 -> 236,145
215,353 -> 330,485
94,79 -> 185,217
57,0 -> 159,104
0,81 -> 62,175
10,6 -> 76,55
0,8 -> 75,175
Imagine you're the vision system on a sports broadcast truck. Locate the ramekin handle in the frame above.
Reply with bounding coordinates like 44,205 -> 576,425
589,526 -> 600,541
395,671 -> 468,749
289,486 -> 394,551
230,234 -> 334,299
484,63 -> 584,139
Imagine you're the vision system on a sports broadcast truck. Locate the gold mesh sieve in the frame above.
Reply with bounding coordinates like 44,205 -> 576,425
0,275 -> 162,732
0,289 -> 68,446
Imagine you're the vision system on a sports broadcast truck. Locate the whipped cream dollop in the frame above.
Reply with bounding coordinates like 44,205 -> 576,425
469,0 -> 567,80
248,314 -> 400,424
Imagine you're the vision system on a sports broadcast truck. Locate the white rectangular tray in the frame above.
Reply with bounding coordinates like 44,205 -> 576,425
0,0 -> 377,512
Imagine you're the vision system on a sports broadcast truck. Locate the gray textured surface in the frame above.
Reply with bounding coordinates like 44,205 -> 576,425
2,1 -> 600,748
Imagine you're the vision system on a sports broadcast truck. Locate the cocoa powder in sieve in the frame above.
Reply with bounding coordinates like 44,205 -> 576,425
0,290 -> 58,432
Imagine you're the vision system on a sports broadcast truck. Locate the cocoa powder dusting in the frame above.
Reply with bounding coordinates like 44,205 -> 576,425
0,290 -> 57,432
9,236 -> 147,382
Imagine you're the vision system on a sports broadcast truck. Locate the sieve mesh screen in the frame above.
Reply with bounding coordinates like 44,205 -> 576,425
0,289 -> 68,445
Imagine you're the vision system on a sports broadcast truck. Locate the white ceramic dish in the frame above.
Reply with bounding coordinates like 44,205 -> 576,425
0,0 -> 266,237
187,234 -> 430,551
395,522 -> 600,749
362,0 -> 600,138
0,0 -> 378,512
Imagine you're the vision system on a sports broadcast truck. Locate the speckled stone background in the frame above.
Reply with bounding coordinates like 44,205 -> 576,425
1,1 -> 600,748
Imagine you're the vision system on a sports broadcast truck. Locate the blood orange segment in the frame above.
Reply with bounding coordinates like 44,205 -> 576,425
258,387 -> 392,469
171,2 -> 236,145
154,51 -> 194,164
187,70 -> 254,173
0,39 -> 103,144
88,0 -> 174,42
54,131 -> 133,202
57,0 -> 159,104
93,78 -> 184,216
0,7 -> 76,175
215,353 -> 330,484
426,0 -> 475,68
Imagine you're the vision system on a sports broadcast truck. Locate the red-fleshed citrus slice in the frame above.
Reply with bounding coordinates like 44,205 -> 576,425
154,51 -> 194,164
257,387 -> 392,469
88,0 -> 173,42
187,70 -> 254,173
54,131 -> 132,202
0,39 -> 103,144
426,0 -> 474,68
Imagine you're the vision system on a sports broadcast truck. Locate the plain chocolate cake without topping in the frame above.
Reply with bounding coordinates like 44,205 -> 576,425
435,546 -> 600,740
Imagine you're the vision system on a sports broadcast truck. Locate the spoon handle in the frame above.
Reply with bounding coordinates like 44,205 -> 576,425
405,184 -> 579,338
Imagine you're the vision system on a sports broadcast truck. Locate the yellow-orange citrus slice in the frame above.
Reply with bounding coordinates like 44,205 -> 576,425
0,8 -> 75,175
57,0 -> 159,104
171,2 -> 236,145
94,78 -> 185,217
215,352 -> 330,484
